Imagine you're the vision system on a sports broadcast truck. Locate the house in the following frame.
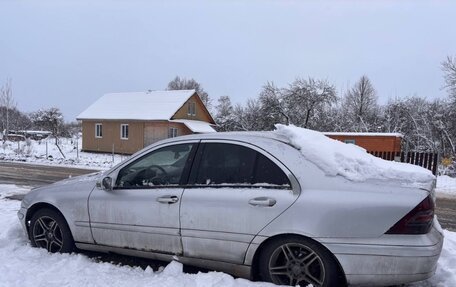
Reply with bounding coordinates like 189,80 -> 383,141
77,90 -> 216,154
323,132 -> 403,153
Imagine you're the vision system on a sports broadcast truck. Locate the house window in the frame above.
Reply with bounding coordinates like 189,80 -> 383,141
168,127 -> 178,138
187,102 -> 196,116
344,139 -> 356,145
95,123 -> 102,138
121,124 -> 129,140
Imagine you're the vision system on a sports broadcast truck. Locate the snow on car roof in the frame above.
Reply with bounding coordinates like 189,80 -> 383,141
76,90 -> 196,120
274,124 -> 435,184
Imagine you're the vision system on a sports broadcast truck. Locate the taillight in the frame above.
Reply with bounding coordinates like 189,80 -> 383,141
385,195 -> 434,235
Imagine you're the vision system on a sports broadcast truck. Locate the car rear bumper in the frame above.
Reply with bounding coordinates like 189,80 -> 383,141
321,223 -> 443,286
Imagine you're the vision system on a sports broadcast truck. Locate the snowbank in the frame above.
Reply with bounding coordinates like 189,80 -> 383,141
436,175 -> 456,197
274,124 -> 435,185
410,228 -> 456,287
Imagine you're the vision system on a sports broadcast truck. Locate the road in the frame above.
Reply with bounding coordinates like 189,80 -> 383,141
436,196 -> 456,231
0,161 -> 98,186
1,161 -> 455,231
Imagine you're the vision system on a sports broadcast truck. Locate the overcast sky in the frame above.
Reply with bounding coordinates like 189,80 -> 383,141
1,0 -> 455,121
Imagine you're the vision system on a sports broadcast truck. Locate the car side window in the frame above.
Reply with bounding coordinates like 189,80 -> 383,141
194,143 -> 291,188
116,144 -> 193,188
254,152 -> 290,187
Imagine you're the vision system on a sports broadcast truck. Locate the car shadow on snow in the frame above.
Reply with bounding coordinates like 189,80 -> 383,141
79,249 -> 211,275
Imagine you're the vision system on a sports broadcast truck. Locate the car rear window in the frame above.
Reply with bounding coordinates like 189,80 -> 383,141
194,143 -> 291,188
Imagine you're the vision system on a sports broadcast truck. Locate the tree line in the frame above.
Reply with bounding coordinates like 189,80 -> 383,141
0,81 -> 67,142
213,57 -> 456,157
1,56 -> 455,158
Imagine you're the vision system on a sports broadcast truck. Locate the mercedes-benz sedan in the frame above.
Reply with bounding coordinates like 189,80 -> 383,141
18,129 -> 443,286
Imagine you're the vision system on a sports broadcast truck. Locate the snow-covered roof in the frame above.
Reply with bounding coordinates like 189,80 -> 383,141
323,132 -> 403,137
77,90 -> 197,120
170,119 -> 216,133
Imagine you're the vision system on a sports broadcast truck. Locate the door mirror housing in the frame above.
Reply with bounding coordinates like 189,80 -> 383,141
102,176 -> 113,191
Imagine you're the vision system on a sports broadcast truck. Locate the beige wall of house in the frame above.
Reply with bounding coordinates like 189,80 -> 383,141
82,120 -> 194,154
81,120 -> 145,154
172,94 -> 215,123
144,121 -> 192,147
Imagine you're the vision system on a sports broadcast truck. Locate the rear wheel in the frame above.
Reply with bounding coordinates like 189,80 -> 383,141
30,208 -> 74,253
258,236 -> 343,287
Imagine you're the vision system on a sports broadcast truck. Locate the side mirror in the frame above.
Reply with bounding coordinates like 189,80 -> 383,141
102,177 -> 113,191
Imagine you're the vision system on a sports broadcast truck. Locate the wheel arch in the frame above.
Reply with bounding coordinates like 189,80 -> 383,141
250,233 -> 347,285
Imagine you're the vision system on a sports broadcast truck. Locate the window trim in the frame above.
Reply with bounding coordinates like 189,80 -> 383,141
168,127 -> 178,138
187,140 -> 294,190
344,139 -> 356,145
120,124 -> 129,140
187,102 -> 196,116
113,142 -> 199,190
95,123 -> 103,138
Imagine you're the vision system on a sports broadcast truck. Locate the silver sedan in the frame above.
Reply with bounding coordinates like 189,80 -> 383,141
17,132 -> 443,286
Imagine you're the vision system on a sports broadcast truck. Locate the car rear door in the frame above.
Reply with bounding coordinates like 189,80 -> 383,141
88,141 -> 197,255
180,140 -> 299,264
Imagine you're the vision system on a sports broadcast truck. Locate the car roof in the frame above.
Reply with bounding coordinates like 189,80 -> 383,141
172,131 -> 290,144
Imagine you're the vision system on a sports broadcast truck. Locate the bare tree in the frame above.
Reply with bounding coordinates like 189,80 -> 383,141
214,95 -> 236,131
283,77 -> 337,128
167,76 -> 212,109
341,75 -> 379,132
442,56 -> 456,101
258,82 -> 289,130
30,108 -> 66,157
0,78 -> 16,138
232,98 -> 263,131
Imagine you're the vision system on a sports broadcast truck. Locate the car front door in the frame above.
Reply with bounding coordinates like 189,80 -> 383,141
88,141 -> 197,254
180,141 -> 299,264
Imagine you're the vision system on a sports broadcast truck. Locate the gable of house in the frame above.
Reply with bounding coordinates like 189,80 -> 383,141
171,94 -> 215,124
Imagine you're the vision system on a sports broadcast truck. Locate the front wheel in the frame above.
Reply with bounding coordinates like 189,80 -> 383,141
29,208 -> 75,253
258,236 -> 344,287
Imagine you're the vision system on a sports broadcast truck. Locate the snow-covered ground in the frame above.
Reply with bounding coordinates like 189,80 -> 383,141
0,184 -> 455,287
436,175 -> 456,197
0,137 -> 126,170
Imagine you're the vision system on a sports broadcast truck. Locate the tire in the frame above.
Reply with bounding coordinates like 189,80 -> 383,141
258,236 -> 344,287
29,208 -> 75,253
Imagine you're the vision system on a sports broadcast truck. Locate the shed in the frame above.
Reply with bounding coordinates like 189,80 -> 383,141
323,132 -> 403,153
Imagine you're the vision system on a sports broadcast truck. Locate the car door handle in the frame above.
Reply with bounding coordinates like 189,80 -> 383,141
157,195 -> 179,204
248,197 -> 276,207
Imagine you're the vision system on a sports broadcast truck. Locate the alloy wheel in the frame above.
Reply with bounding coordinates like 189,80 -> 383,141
32,215 -> 64,253
268,243 -> 326,286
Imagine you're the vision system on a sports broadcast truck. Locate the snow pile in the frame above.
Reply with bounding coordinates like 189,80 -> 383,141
0,137 -> 125,170
274,124 -> 435,184
436,175 -> 456,197
0,184 -> 31,198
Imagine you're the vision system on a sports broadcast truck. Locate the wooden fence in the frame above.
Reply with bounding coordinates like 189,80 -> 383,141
368,151 -> 439,175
